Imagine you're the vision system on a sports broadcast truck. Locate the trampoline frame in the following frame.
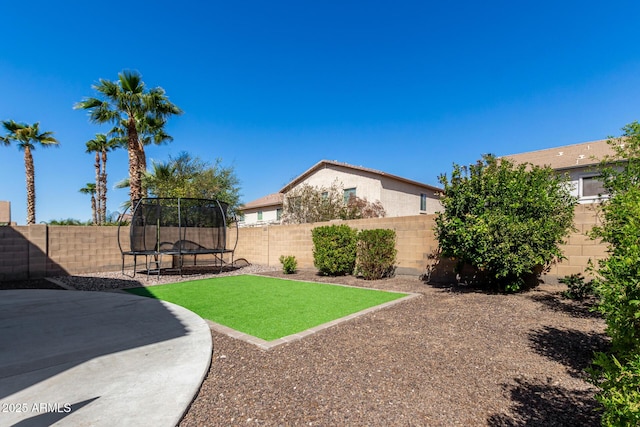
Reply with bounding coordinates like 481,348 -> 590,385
117,197 -> 238,277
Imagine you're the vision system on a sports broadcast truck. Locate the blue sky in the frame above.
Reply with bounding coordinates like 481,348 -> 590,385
1,1 -> 639,224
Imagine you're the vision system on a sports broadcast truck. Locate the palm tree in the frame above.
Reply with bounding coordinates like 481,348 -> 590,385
79,183 -> 98,225
75,70 -> 182,207
1,121 -> 59,224
114,160 -> 176,206
85,137 -> 103,223
85,133 -> 120,224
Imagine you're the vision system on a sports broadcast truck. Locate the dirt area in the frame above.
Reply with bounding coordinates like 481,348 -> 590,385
180,269 -> 607,426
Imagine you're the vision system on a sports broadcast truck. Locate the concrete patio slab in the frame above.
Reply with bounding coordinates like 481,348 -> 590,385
0,289 -> 212,426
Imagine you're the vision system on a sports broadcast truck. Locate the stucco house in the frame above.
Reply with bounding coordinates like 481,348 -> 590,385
504,139 -> 619,203
238,193 -> 285,227
239,160 -> 442,227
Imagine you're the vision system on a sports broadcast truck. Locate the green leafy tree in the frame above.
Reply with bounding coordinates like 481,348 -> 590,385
589,122 -> 640,425
119,152 -> 241,215
47,218 -> 88,225
1,121 -> 59,224
282,181 -> 386,224
435,154 -> 576,291
75,70 -> 182,207
79,183 -> 98,225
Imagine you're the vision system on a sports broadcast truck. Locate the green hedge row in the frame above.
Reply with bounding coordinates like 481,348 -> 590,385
311,224 -> 396,280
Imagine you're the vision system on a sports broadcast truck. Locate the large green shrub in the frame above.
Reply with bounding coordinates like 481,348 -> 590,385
435,154 -> 576,292
588,122 -> 640,424
356,229 -> 397,280
312,224 -> 357,276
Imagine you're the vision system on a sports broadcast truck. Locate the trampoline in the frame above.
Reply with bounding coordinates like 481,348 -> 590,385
117,197 -> 238,277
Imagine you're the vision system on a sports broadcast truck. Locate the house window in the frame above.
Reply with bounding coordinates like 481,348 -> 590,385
581,175 -> 607,199
276,208 -> 282,220
257,211 -> 263,221
288,196 -> 301,210
343,188 -> 356,203
420,193 -> 427,211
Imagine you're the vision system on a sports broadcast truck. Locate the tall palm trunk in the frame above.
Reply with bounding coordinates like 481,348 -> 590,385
137,140 -> 147,197
91,194 -> 97,225
94,151 -> 102,224
101,149 -> 108,224
127,119 -> 143,206
24,147 -> 36,225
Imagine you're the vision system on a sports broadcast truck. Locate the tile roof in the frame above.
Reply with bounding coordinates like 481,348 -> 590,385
279,160 -> 442,193
503,139 -> 619,170
240,193 -> 284,210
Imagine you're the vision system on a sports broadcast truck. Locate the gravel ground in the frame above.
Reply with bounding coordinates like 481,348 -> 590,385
48,262 -> 279,291
183,269 -> 607,426
2,266 -> 607,426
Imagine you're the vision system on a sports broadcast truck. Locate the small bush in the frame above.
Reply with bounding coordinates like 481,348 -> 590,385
356,229 -> 397,280
279,255 -> 297,274
559,273 -> 595,300
312,224 -> 357,276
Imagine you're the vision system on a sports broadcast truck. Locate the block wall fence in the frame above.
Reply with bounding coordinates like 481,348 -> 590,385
0,205 -> 604,282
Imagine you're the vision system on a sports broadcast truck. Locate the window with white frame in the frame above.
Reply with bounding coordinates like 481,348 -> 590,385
580,175 -> 607,200
343,188 -> 356,203
257,211 -> 263,221
420,193 -> 427,211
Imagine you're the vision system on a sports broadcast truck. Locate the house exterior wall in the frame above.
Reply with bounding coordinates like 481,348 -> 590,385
241,207 -> 281,227
378,176 -> 441,216
564,167 -> 611,204
286,164 -> 441,216
0,201 -> 10,224
289,164 -> 384,202
560,166 -> 620,204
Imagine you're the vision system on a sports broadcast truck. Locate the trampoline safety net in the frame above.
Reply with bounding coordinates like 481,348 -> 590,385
118,197 -> 236,276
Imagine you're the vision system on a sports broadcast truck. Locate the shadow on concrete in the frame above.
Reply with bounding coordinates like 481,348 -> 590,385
12,397 -> 99,426
0,288 -> 190,400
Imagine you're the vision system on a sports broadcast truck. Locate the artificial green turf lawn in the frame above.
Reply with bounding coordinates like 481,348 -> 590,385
126,274 -> 407,341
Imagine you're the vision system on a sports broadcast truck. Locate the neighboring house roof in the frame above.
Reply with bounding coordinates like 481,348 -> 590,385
240,193 -> 284,211
279,159 -> 442,193
504,139 -> 618,171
